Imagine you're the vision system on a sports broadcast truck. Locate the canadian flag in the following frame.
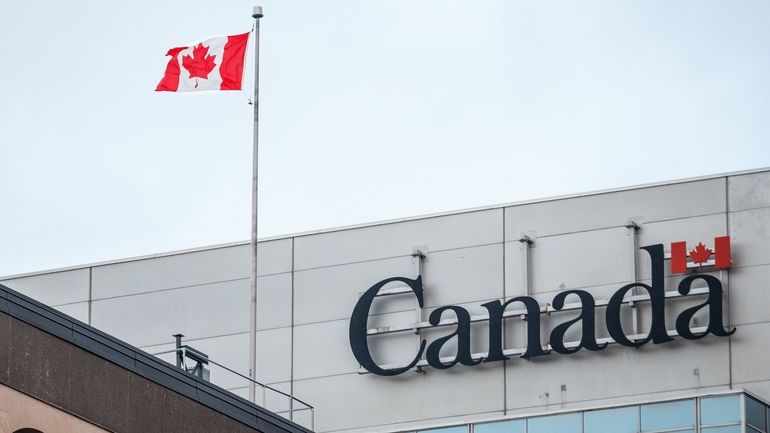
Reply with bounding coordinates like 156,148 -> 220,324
156,33 -> 249,92
670,236 -> 731,274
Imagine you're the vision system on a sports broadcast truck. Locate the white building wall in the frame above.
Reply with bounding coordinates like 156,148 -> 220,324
2,169 -> 769,433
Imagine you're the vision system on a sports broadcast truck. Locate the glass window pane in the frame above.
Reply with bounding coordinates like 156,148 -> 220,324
528,413 -> 581,433
746,397 -> 767,431
585,406 -> 639,433
702,426 -> 741,433
641,399 -> 695,431
474,420 -> 525,433
421,427 -> 468,433
701,396 -> 741,426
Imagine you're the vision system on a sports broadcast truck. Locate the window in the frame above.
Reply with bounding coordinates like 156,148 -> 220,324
746,396 -> 768,432
399,392 -> 756,433
700,395 -> 740,427
585,406 -> 639,433
474,419 -> 525,433
528,413 -> 581,433
641,399 -> 695,432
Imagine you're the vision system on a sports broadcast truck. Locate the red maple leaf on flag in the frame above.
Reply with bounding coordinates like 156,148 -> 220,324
689,242 -> 713,264
182,43 -> 217,86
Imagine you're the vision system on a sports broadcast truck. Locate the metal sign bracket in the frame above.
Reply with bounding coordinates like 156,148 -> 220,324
412,247 -> 427,373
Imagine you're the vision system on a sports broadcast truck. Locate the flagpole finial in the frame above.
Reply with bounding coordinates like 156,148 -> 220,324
252,6 -> 263,19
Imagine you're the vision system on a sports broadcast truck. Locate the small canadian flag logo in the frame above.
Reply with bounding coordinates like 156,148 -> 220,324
670,236 -> 731,274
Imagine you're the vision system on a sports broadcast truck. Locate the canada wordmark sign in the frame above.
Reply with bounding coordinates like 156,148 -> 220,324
349,240 -> 735,376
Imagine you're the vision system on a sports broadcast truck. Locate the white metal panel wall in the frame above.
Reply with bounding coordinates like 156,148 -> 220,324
503,178 -> 726,239
3,170 -> 770,433
90,244 -> 252,299
0,268 -> 90,322
293,209 -> 503,270
0,268 -> 90,305
727,171 -> 770,399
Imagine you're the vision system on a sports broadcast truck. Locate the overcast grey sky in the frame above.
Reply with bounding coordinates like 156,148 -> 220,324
1,1 -> 768,276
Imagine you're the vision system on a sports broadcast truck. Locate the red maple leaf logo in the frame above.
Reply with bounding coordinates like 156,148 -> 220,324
182,43 -> 217,87
689,242 -> 713,264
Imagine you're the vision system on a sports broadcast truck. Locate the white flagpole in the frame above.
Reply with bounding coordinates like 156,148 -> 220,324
249,5 -> 263,403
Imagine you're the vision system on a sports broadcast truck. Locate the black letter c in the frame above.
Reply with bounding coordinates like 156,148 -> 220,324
349,276 -> 426,376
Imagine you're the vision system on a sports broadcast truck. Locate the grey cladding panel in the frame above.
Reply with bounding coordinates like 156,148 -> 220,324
90,239 -> 287,300
506,227 -> 630,297
729,207 -> 770,268
293,365 -> 504,432
303,244 -> 502,331
256,238 -> 295,276
293,320 -> 357,380
91,278 -> 249,347
421,244 -> 504,308
505,336 -> 730,411
0,268 -> 90,306
729,171 -> 770,212
505,178 -> 726,240
294,209 -> 503,270
729,264 -> 770,326
256,327 -> 293,384
293,256 -> 415,326
637,214 -> 727,250
92,244 -> 251,299
730,322 -> 770,384
53,302 -> 89,324
257,273 -> 293,330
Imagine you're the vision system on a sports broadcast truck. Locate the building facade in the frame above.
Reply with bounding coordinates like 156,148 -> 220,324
2,168 -> 770,433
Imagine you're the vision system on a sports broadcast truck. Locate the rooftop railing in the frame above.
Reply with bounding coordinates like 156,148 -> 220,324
152,342 -> 314,431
